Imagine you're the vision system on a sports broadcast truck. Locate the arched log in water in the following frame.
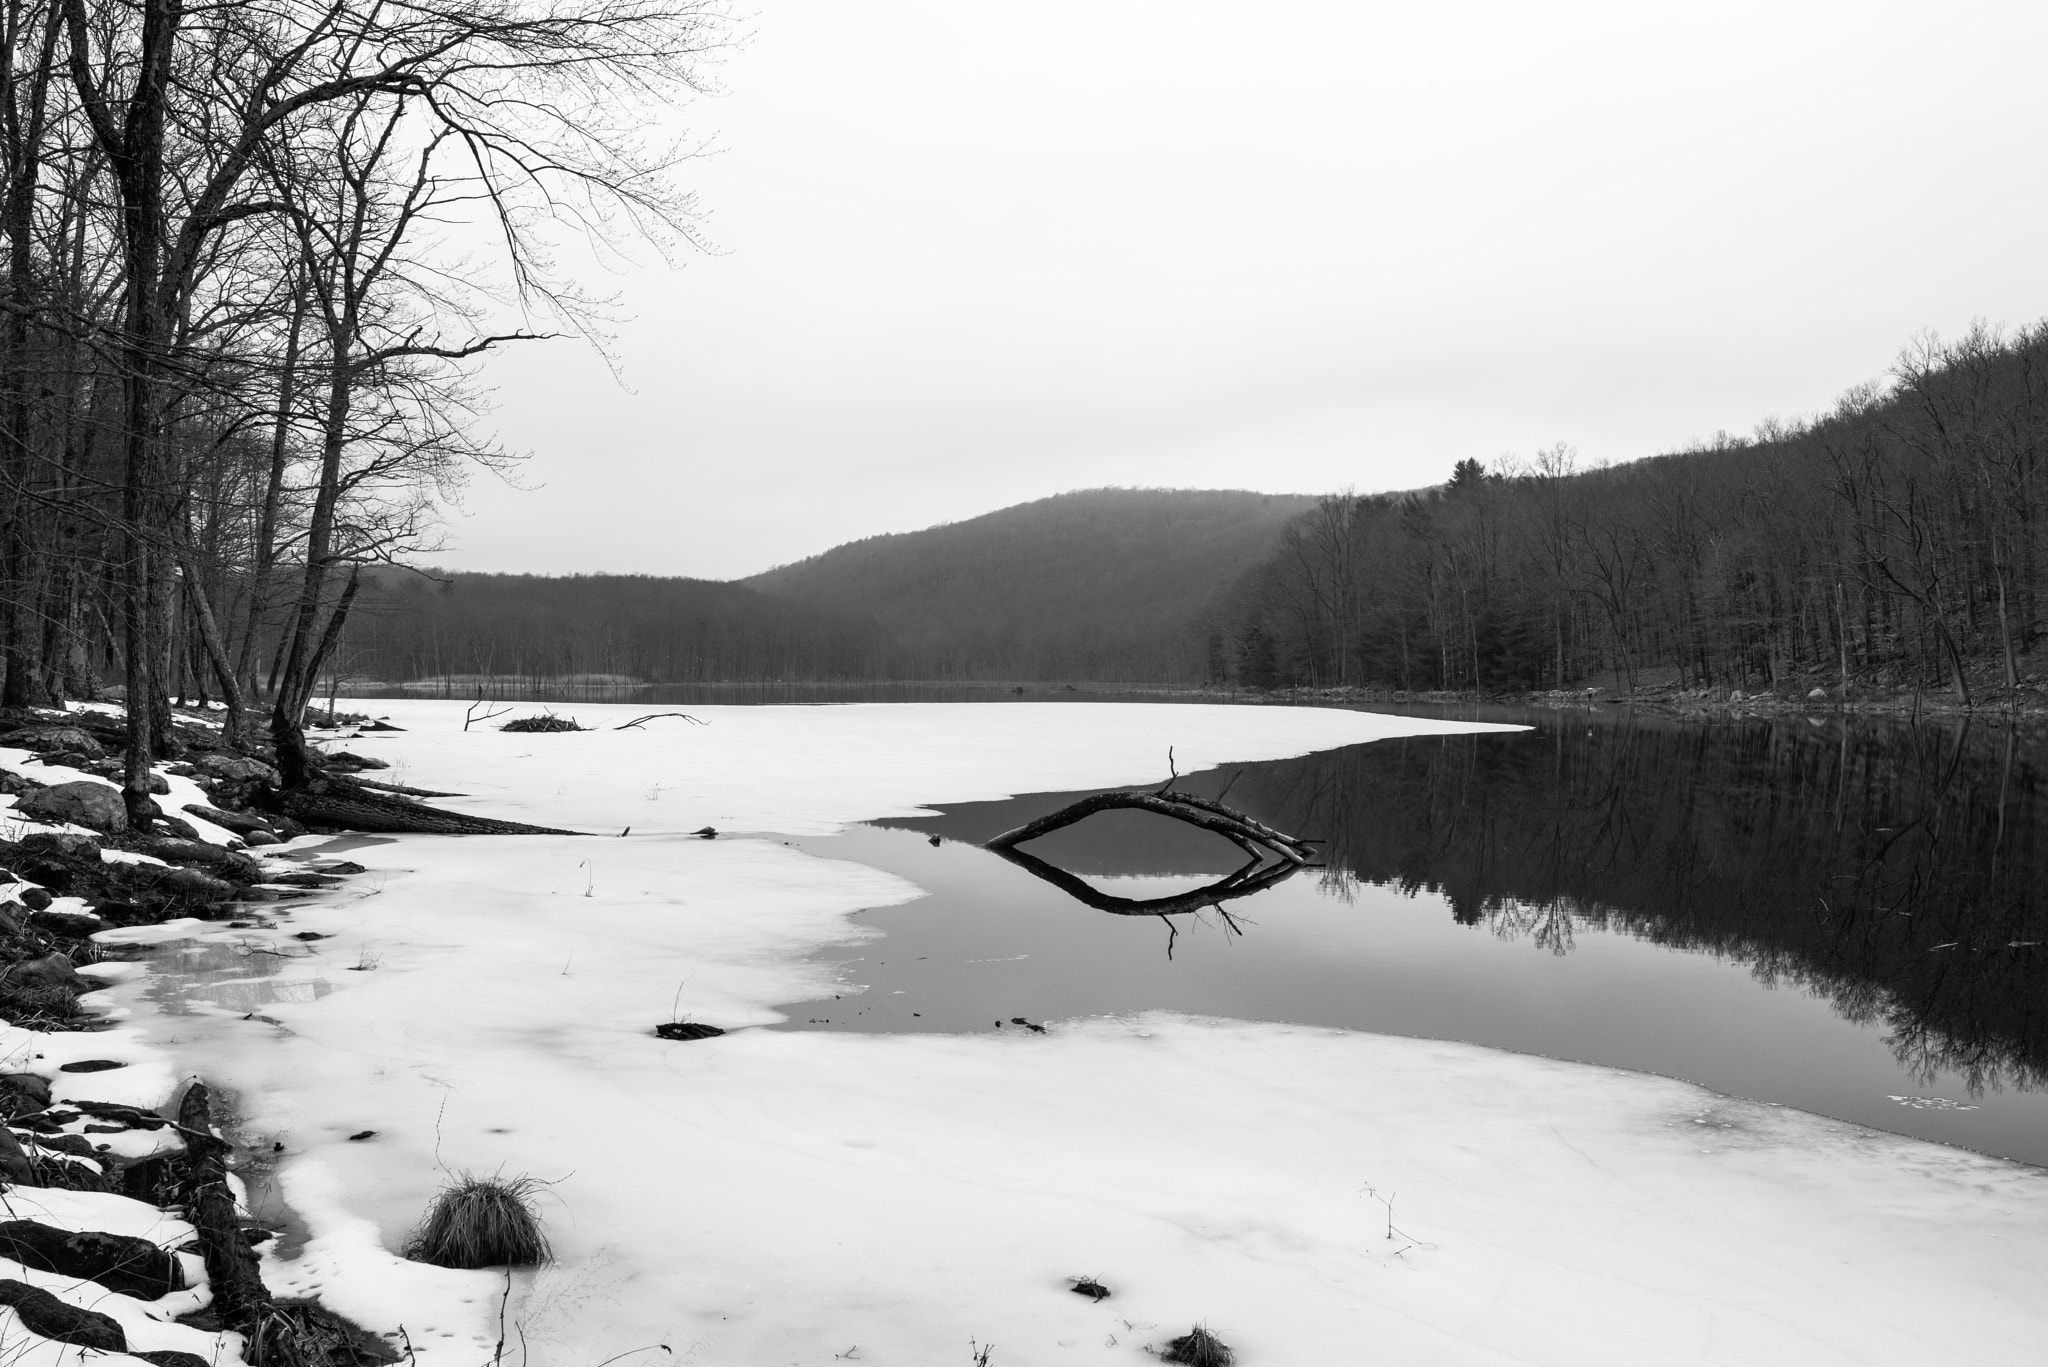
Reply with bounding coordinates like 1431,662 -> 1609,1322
983,789 -> 1316,866
987,843 -> 1304,918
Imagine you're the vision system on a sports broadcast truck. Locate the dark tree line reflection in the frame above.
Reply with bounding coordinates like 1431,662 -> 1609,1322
1204,712 -> 2048,1093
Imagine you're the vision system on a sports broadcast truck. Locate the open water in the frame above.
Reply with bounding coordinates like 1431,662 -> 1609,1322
768,704 -> 2048,1167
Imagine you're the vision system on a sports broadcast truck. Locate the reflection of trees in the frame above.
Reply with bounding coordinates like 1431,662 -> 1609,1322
1196,713 -> 2048,1093
1482,896 -> 1581,956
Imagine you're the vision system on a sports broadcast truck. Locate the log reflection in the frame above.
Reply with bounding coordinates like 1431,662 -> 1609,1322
983,783 -> 1316,953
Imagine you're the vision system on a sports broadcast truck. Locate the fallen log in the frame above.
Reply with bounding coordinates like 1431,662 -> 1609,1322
351,777 -> 466,799
267,776 -> 573,836
985,789 -> 1314,866
176,1081 -> 276,1355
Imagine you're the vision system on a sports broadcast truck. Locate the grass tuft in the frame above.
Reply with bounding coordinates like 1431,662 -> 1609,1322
0,983 -> 82,1028
404,1173 -> 552,1268
1160,1325 -> 1234,1366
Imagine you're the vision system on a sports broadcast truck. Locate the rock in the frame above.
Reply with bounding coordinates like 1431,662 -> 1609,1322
322,750 -> 390,770
134,1350 -> 216,1367
0,1127 -> 35,1183
0,1278 -> 126,1349
153,866 -> 234,899
28,907 -> 105,937
0,1220 -> 183,1298
17,831 -> 100,859
17,887 -> 52,911
134,838 -> 262,879
56,1059 -> 125,1073
197,753 -> 279,784
0,905 -> 18,937
143,772 -> 171,795
153,815 -> 203,841
243,828 -> 281,847
0,1072 -> 51,1117
0,727 -> 105,758
14,782 -> 126,833
4,952 -> 86,993
1808,686 -> 1828,699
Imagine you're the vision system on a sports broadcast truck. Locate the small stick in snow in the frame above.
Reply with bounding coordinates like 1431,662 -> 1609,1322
614,712 -> 707,730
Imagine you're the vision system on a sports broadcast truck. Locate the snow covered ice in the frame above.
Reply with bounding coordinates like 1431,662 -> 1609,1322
85,702 -> 2048,1365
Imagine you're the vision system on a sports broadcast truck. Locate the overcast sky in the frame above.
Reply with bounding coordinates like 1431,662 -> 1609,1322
443,0 -> 2048,580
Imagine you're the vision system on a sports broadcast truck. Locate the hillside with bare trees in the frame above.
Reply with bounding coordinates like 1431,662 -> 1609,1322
1208,325 -> 2048,704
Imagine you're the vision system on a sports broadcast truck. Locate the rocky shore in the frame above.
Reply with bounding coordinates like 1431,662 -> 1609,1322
1,705 -> 396,1364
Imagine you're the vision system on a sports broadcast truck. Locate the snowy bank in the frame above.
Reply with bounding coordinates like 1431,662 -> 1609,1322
95,702 -> 2048,1365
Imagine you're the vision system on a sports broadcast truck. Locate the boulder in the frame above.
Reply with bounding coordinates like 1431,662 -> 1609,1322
14,781 -> 126,833
0,1072 -> 51,1118
0,1278 -> 126,1349
2,952 -> 88,993
0,1220 -> 183,1298
17,831 -> 100,859
197,753 -> 280,784
1807,686 -> 1828,700
27,907 -> 104,937
0,727 -> 104,758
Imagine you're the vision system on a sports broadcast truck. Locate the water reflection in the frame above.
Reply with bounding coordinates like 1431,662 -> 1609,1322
823,708 -> 2048,1162
1223,712 -> 2048,1095
135,940 -> 334,1017
990,842 -> 1302,933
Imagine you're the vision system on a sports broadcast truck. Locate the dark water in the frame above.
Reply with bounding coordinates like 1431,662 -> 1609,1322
773,708 -> 2048,1167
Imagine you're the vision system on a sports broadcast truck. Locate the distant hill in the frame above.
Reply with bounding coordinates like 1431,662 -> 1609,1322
742,488 -> 1317,680
339,488 -> 1315,685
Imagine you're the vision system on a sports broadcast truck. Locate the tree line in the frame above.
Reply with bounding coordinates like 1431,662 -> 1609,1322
1210,324 -> 2048,701
337,569 -> 872,687
0,0 -> 723,822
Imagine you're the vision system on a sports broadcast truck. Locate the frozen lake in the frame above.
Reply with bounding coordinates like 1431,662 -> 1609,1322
88,699 -> 2048,1363
775,708 -> 2048,1166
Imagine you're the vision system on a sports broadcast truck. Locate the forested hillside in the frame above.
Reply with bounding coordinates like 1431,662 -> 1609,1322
1211,325 -> 2048,701
332,489 -> 1315,685
743,488 -> 1315,679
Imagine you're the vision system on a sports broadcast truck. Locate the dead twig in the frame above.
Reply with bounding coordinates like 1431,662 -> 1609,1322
614,712 -> 707,730
465,700 -> 513,731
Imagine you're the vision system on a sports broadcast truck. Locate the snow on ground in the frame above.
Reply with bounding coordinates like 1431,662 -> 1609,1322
91,701 -> 2048,1365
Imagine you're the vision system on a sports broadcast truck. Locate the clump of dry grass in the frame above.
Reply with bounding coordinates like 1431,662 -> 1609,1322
0,983 -> 81,1028
1160,1325 -> 1234,1366
404,1173 -> 552,1268
499,713 -> 585,733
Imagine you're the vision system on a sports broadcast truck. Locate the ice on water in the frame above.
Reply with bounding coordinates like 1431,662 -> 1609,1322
88,702 -> 2048,1365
